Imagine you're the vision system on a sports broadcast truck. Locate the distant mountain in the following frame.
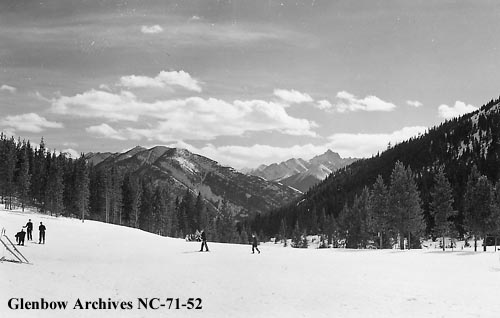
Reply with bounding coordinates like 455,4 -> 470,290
87,146 -> 301,219
248,150 -> 358,192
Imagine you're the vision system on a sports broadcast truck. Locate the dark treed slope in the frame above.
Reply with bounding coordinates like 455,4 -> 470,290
252,96 -> 500,237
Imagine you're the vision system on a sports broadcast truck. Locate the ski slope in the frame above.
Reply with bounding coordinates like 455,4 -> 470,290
1,208 -> 500,318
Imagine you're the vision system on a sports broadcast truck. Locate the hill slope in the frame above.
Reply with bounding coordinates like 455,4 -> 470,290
1,208 -> 500,318
89,146 -> 300,218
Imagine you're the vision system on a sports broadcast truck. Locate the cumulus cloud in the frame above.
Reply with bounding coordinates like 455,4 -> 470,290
273,89 -> 313,104
407,100 -> 423,108
0,113 -> 63,133
316,100 -> 333,110
86,123 -> 127,140
51,90 -> 141,121
438,101 -> 478,119
99,84 -> 111,91
1,84 -> 17,93
119,70 -> 202,92
333,91 -> 397,113
141,25 -> 164,34
51,90 -> 317,141
315,91 -> 396,113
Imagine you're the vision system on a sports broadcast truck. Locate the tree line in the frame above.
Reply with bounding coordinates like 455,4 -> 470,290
0,134 -> 253,244
251,161 -> 500,251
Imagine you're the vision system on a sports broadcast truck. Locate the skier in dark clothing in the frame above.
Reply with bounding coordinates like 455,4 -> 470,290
39,222 -> 46,244
23,219 -> 33,241
15,229 -> 26,246
252,234 -> 260,254
199,230 -> 209,252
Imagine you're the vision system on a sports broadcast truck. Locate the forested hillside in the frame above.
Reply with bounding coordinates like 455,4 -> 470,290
250,96 -> 500,250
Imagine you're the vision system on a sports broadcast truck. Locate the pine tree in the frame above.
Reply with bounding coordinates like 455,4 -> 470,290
291,220 -> 303,248
44,152 -> 65,216
429,167 -> 457,251
370,175 -> 390,248
388,161 -> 425,250
74,155 -> 90,222
16,140 -> 31,212
463,167 -> 497,252
279,218 -> 288,246
138,180 -> 153,232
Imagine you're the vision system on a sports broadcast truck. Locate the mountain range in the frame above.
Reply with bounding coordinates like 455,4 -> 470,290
86,146 -> 301,219
248,150 -> 358,192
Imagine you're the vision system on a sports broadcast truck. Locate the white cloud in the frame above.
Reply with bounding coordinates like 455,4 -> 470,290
318,91 -> 396,113
333,91 -> 397,113
0,113 -> 63,133
438,101 -> 478,119
119,70 -> 202,92
51,90 -> 317,141
407,100 -> 423,108
51,90 -> 141,121
1,84 -> 17,93
316,100 -> 333,110
86,123 -> 127,140
273,89 -> 313,104
141,25 -> 164,34
99,84 -> 111,91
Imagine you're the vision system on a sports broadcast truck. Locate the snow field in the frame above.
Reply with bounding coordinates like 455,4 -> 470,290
1,208 -> 500,318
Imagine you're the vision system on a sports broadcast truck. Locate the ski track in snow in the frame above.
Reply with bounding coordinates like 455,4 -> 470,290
1,209 -> 500,318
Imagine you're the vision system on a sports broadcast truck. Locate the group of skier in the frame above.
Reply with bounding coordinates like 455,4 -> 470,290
14,219 -> 46,246
196,229 -> 260,254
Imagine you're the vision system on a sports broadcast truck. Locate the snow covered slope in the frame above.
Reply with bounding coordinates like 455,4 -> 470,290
2,209 -> 500,318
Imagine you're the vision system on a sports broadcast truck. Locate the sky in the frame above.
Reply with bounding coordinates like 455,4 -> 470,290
1,0 -> 499,169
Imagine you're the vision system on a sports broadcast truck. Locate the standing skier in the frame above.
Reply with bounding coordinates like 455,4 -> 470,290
252,233 -> 260,254
39,222 -> 46,244
23,219 -> 33,241
199,230 -> 209,252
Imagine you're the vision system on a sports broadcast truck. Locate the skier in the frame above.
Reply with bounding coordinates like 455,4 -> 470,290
23,219 -> 33,241
39,222 -> 46,244
15,229 -> 26,246
199,230 -> 209,252
252,233 -> 260,254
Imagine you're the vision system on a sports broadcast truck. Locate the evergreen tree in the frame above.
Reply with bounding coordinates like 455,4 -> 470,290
44,152 -> 65,216
370,175 -> 390,248
429,167 -> 457,251
464,167 -> 491,251
291,220 -> 303,248
74,155 -> 90,222
279,218 -> 288,246
138,180 -> 153,232
15,140 -> 31,212
388,161 -> 425,249
121,173 -> 141,227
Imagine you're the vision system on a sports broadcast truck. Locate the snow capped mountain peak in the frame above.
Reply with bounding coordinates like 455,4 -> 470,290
248,150 -> 358,192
